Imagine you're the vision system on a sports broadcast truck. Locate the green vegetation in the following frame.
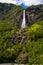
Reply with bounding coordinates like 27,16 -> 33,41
0,19 -> 43,64
0,3 -> 43,64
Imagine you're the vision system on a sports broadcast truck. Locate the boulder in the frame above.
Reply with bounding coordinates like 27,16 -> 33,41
15,54 -> 28,64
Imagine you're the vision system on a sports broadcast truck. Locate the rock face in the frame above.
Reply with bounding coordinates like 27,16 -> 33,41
10,5 -> 43,44
0,3 -> 43,28
15,54 -> 28,64
11,29 -> 27,44
0,3 -> 43,45
25,5 -> 43,26
14,5 -> 43,28
0,3 -> 14,20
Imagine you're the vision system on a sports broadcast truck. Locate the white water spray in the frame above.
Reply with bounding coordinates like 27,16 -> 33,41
21,10 -> 26,28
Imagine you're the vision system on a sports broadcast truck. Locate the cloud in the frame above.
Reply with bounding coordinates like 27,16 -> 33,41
0,0 -> 43,7
23,0 -> 42,6
0,0 -> 16,4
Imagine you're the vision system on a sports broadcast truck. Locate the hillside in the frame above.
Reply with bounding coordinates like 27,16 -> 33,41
0,3 -> 43,64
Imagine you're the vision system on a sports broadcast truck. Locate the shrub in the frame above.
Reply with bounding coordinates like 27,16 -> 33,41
25,23 -> 43,41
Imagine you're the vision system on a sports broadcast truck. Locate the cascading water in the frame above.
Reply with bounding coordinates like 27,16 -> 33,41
21,10 -> 26,28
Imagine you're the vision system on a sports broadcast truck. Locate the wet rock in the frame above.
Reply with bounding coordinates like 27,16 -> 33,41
15,54 -> 28,64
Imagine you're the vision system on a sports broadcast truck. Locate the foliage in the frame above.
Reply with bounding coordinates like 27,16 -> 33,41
0,3 -> 43,64
26,38 -> 43,64
25,22 -> 43,41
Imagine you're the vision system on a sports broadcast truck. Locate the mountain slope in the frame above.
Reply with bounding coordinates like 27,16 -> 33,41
0,3 -> 43,64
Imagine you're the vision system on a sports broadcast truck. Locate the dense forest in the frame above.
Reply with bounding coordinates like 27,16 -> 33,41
0,3 -> 43,64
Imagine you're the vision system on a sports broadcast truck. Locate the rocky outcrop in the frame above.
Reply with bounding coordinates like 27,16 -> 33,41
25,5 -> 43,26
15,54 -> 28,64
0,3 -> 43,45
0,3 -> 14,20
11,29 -> 27,44
0,3 -> 43,28
9,4 -> 43,28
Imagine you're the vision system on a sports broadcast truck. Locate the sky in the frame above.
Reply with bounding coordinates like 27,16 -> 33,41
0,0 -> 43,8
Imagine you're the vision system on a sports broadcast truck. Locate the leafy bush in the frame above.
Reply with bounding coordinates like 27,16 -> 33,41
26,38 -> 43,64
0,3 -> 43,64
25,21 -> 43,41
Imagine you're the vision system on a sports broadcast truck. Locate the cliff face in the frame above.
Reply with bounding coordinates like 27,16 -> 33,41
0,3 -> 43,28
0,3 -> 43,44
9,4 -> 43,28
26,5 -> 43,26
0,3 -> 14,20
0,3 -> 43,63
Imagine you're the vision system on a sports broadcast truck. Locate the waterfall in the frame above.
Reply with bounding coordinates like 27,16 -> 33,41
21,10 -> 26,28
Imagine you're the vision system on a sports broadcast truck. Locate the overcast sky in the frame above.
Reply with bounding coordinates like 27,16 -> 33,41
0,0 -> 43,6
